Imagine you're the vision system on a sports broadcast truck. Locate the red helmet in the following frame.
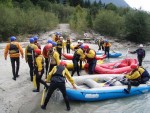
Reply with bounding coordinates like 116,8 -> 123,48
60,61 -> 67,66
130,64 -> 138,69
34,49 -> 41,55
83,45 -> 89,49
45,44 -> 53,50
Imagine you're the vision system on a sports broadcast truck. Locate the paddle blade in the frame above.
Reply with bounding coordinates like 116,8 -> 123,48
33,75 -> 37,88
41,89 -> 46,105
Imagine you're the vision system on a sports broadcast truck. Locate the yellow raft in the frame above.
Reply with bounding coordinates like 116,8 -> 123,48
61,60 -> 103,70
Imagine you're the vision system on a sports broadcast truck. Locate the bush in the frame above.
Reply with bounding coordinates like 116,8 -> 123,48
69,5 -> 88,33
125,10 -> 150,43
0,3 -> 58,41
93,10 -> 124,37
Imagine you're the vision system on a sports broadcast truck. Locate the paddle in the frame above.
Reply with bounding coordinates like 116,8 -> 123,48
32,51 -> 37,88
99,77 -> 118,87
40,58 -> 51,106
125,48 -> 129,58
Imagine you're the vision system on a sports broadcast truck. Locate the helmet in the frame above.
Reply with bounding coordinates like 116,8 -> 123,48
34,36 -> 38,41
139,44 -> 143,48
45,44 -> 53,50
51,41 -> 57,46
10,36 -> 16,41
105,39 -> 108,43
29,38 -> 34,43
55,32 -> 60,35
47,39 -> 53,43
83,45 -> 89,49
60,61 -> 67,66
34,49 -> 41,55
60,36 -> 63,39
130,64 -> 138,69
80,44 -> 84,49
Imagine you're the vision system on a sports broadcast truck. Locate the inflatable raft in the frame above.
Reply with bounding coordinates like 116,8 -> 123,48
84,58 -> 138,74
62,53 -> 106,60
96,50 -> 122,58
66,74 -> 150,101
60,60 -> 103,70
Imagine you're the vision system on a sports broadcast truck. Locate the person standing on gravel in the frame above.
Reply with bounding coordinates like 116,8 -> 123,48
25,38 -> 38,81
83,45 -> 97,74
33,49 -> 48,92
103,39 -> 111,59
41,62 -> 76,111
66,37 -> 71,53
98,38 -> 104,51
47,46 -> 60,72
129,44 -> 145,66
71,45 -> 85,76
4,36 -> 24,81
56,36 -> 65,59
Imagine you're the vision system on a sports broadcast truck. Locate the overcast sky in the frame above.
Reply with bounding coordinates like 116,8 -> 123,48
125,0 -> 150,12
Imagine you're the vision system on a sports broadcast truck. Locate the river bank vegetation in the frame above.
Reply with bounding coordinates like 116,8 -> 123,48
0,0 -> 150,43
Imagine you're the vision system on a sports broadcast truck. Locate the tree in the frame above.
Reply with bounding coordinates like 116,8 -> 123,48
125,10 -> 149,43
93,10 -> 124,36
0,0 -> 13,7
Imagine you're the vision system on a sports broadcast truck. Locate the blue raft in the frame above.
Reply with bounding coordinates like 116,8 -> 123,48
66,75 -> 150,101
96,51 -> 122,58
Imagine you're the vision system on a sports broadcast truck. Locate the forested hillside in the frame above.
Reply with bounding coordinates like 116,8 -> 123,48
0,0 -> 150,43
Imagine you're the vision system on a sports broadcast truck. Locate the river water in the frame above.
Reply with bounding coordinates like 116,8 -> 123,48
0,43 -> 150,113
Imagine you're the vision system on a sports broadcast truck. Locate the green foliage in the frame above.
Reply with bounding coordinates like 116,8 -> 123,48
125,10 -> 150,43
105,3 -> 117,11
0,3 -> 58,41
93,10 -> 124,37
0,0 -> 13,7
69,5 -> 88,32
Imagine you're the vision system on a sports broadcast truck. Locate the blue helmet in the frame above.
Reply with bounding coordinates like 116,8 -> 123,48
105,39 -> 108,43
10,36 -> 16,41
55,32 -> 60,35
47,39 -> 53,43
29,38 -> 34,43
80,44 -> 84,49
34,36 -> 38,41
51,41 -> 57,46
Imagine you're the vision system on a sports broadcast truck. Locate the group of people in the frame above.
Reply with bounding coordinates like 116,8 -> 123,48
4,34 -> 76,111
3,33 -> 150,111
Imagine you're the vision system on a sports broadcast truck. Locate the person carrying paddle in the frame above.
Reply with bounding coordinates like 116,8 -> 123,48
25,38 -> 38,81
71,45 -> 85,76
33,49 -> 48,92
42,43 -> 53,75
47,46 -> 60,72
83,45 -> 97,74
103,39 -> 111,59
41,62 -> 76,111
122,64 -> 141,94
129,44 -> 145,66
4,36 -> 24,80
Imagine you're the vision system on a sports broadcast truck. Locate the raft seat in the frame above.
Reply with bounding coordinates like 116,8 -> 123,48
83,79 -> 100,88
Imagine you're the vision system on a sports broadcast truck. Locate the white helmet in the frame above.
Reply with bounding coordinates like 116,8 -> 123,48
139,44 -> 143,48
